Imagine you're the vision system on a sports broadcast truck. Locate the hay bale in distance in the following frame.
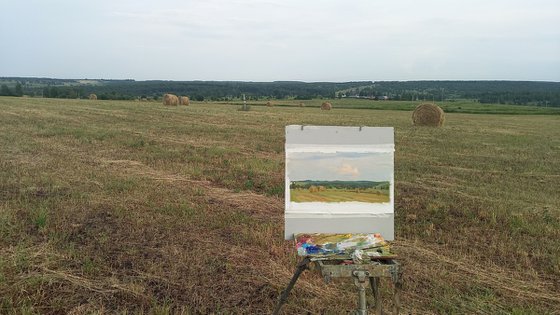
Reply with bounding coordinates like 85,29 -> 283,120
163,94 -> 179,106
412,103 -> 445,126
266,101 -> 273,107
299,102 -> 305,107
88,94 -> 97,100
180,96 -> 190,106
321,102 -> 332,110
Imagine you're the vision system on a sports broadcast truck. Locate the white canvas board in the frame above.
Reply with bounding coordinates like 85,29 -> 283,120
285,125 -> 395,240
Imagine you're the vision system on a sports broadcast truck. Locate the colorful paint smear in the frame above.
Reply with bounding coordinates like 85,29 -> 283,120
295,233 -> 393,258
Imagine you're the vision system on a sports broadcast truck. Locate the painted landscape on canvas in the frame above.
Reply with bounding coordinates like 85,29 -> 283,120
287,151 -> 392,203
290,180 -> 390,203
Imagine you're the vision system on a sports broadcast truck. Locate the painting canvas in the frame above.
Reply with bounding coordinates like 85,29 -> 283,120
285,126 -> 394,240
289,152 -> 391,204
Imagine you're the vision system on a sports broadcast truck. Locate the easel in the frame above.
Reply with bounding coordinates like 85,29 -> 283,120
282,125 -> 398,314
273,257 -> 402,315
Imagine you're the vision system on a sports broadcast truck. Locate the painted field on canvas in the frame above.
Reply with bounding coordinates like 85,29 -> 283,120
290,180 -> 390,203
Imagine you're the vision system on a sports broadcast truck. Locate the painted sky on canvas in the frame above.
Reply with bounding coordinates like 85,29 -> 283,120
287,152 -> 392,182
1,0 -> 558,81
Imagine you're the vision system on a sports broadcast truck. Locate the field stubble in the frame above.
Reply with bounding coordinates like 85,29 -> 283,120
0,97 -> 559,314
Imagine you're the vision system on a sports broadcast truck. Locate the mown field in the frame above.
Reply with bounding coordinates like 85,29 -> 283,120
226,98 -> 560,115
290,188 -> 390,203
0,97 -> 559,314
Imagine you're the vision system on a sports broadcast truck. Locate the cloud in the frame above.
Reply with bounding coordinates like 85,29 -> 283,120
2,0 -> 558,80
337,163 -> 359,178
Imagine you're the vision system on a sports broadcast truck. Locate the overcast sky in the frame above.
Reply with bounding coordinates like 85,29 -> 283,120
287,152 -> 392,182
1,0 -> 559,81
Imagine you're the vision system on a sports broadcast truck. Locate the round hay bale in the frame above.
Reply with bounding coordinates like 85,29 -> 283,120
180,96 -> 190,106
88,94 -> 97,100
321,102 -> 332,110
266,101 -> 273,107
412,103 -> 445,126
299,102 -> 305,107
163,93 -> 179,106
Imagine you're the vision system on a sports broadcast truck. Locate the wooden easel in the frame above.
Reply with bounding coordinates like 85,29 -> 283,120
273,257 -> 402,315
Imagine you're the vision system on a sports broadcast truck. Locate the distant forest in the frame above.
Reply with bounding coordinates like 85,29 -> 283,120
290,180 -> 390,190
1,77 -> 559,107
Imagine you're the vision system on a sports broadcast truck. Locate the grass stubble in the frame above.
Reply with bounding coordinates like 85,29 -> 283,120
0,97 -> 559,314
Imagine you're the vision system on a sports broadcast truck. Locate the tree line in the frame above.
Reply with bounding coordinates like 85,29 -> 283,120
1,77 -> 559,106
341,81 -> 560,106
290,180 -> 390,190
0,83 -> 23,97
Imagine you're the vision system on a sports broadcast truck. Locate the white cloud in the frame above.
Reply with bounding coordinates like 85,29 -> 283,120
337,164 -> 359,178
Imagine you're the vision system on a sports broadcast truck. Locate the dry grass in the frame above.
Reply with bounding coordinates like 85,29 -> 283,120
0,96 -> 559,314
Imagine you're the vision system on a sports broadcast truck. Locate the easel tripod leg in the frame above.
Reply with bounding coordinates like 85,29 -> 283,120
392,279 -> 402,315
352,270 -> 369,315
355,284 -> 368,315
272,257 -> 310,315
369,277 -> 383,315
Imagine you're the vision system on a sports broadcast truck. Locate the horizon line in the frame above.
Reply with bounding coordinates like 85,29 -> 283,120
1,76 -> 559,84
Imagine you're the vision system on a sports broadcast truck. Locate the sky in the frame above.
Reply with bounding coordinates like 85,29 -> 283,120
1,0 -> 559,81
287,152 -> 392,182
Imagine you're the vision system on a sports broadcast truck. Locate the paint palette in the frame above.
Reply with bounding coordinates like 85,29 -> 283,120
295,233 -> 395,259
